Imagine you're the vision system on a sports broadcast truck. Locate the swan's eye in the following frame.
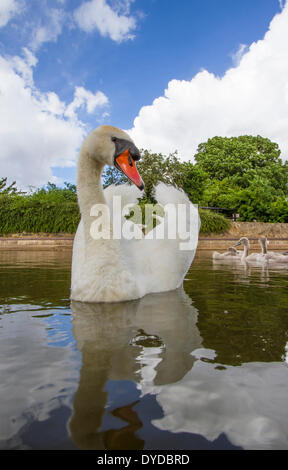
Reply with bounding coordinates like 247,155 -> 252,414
111,137 -> 117,142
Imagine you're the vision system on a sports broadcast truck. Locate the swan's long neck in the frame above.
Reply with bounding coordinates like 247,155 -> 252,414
71,130 -> 144,302
242,243 -> 249,260
77,148 -> 118,251
77,149 -> 105,217
75,148 -> 140,301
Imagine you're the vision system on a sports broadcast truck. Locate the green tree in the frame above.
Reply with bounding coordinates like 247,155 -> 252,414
194,135 -> 288,192
32,181 -> 77,202
233,177 -> 282,222
269,197 -> 288,223
201,179 -> 240,209
102,149 -> 208,204
102,166 -> 128,188
137,150 -> 183,202
178,162 -> 208,204
0,177 -> 20,195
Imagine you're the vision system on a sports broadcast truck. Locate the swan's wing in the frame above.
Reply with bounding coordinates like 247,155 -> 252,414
105,181 -> 193,206
104,183 -> 142,209
103,182 -> 200,296
127,183 -> 200,295
155,182 -> 191,207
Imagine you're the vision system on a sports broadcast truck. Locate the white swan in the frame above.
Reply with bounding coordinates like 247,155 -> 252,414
257,236 -> 288,263
234,237 -> 251,262
234,236 -> 287,264
238,236 -> 288,264
212,246 -> 239,260
71,125 -> 200,303
239,235 -> 268,263
234,236 -> 269,263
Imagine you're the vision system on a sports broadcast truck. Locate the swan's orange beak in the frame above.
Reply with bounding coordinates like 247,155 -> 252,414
115,149 -> 144,190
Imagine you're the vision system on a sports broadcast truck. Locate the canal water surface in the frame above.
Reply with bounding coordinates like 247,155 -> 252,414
0,250 -> 288,450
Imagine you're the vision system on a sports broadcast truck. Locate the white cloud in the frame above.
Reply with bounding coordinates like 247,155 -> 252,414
65,86 -> 109,120
0,0 -> 23,27
8,47 -> 37,86
0,49 -> 109,189
74,0 -> 137,42
29,8 -> 65,51
128,4 -> 288,162
231,43 -> 248,66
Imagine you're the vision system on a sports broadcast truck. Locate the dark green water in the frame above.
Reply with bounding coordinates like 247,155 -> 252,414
0,250 -> 288,450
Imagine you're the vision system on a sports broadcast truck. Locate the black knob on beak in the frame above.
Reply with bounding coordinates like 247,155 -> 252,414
129,143 -> 141,161
112,137 -> 141,162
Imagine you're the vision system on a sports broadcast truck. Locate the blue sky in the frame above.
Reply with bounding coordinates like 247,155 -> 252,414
0,0 -> 286,188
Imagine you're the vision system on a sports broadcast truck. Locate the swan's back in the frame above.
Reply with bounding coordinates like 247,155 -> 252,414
213,246 -> 240,260
266,253 -> 288,263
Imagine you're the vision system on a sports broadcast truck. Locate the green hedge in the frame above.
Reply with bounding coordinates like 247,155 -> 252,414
0,196 -> 80,234
0,196 -> 231,235
199,209 -> 231,234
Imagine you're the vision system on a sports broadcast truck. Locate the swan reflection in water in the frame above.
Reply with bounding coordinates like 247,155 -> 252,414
69,280 -> 288,450
69,288 -> 202,450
